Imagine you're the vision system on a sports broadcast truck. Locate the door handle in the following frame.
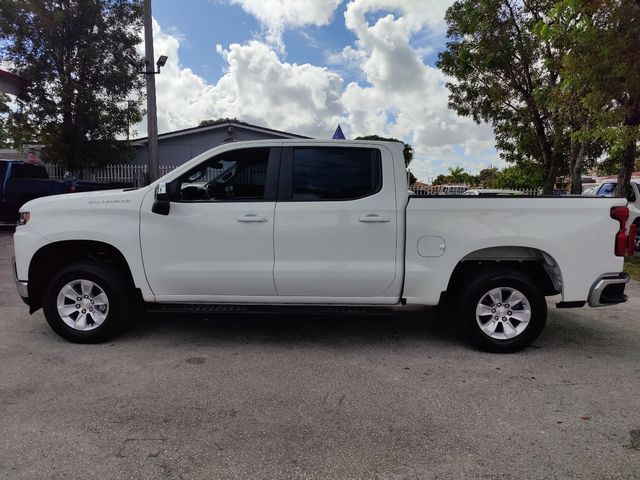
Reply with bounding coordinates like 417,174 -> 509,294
237,214 -> 268,223
358,214 -> 390,223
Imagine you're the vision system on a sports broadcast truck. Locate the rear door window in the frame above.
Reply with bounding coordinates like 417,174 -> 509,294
290,147 -> 381,201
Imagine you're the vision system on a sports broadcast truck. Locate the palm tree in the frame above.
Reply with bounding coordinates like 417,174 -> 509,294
448,166 -> 466,184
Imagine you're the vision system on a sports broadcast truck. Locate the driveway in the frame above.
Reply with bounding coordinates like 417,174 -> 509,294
1,229 -> 639,479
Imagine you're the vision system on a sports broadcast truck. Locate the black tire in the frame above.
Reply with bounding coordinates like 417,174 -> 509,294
458,267 -> 547,353
42,261 -> 133,343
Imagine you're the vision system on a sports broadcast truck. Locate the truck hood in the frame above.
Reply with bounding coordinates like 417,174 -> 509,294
20,187 -> 149,213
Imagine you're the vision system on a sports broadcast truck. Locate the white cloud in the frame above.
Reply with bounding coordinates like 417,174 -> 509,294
228,0 -> 342,51
134,20 -> 344,140
335,0 -> 498,181
136,0 -> 502,180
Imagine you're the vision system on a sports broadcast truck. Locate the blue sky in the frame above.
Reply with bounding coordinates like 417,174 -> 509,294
144,0 -> 501,181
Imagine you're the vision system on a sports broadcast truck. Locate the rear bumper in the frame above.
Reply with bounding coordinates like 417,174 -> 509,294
12,256 -> 30,306
588,272 -> 629,307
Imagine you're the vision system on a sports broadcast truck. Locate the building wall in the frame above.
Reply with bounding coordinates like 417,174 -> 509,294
131,126 -> 290,167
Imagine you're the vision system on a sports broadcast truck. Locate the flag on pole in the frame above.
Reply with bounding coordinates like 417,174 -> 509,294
332,124 -> 346,140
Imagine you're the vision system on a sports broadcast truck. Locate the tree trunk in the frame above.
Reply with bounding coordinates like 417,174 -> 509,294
615,141 -> 636,198
541,131 -> 561,195
570,142 -> 585,195
542,158 -> 559,195
615,104 -> 640,198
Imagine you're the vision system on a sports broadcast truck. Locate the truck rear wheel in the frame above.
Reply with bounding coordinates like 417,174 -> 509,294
458,267 -> 547,353
42,261 -> 133,343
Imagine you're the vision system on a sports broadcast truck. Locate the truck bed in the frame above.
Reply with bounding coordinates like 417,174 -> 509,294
403,196 -> 626,305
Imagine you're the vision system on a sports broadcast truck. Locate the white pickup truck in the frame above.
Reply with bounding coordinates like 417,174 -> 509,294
13,140 -> 635,352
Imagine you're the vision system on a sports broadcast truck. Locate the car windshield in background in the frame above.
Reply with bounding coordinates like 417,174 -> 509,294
598,183 -> 617,196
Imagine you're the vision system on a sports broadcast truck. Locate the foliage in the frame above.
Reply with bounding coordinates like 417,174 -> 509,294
432,163 -> 541,190
477,167 -> 499,188
355,135 -> 417,184
540,0 -> 640,197
0,0 -> 145,170
199,118 -> 242,127
494,163 -> 543,190
437,0 -> 604,194
624,256 -> 640,282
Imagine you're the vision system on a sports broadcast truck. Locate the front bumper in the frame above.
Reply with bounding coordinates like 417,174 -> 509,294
12,256 -> 30,306
588,272 -> 629,307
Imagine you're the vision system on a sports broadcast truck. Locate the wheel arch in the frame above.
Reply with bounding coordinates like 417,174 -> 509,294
442,246 -> 563,303
27,240 -> 138,312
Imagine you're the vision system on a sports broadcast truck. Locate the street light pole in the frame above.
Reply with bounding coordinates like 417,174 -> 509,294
143,0 -> 160,182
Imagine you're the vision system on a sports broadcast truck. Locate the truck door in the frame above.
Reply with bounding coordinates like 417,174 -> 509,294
273,146 -> 399,299
139,147 -> 280,299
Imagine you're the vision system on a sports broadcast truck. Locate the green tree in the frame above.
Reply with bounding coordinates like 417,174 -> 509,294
355,135 -> 417,184
432,174 -> 449,186
199,117 -> 241,127
495,162 -> 544,190
0,0 -> 145,171
437,0 -> 587,194
541,0 -> 640,197
477,166 -> 498,187
447,166 -> 466,184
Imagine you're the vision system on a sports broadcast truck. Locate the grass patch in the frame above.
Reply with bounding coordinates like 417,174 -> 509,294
624,255 -> 640,281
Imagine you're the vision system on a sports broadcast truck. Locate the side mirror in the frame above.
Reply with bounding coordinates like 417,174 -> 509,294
152,182 -> 171,215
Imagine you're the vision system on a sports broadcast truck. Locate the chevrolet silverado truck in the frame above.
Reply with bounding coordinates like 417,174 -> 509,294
0,159 -> 111,225
12,140 -> 636,352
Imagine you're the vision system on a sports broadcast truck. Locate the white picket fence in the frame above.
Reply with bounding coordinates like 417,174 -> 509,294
45,163 -> 178,186
411,186 -> 541,196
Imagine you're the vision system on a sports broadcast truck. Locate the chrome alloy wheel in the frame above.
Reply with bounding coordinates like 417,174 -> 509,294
475,287 -> 531,340
56,279 -> 109,331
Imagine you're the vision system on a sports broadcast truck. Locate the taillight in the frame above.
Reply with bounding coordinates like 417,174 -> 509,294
629,223 -> 637,256
611,206 -> 629,257
68,184 -> 76,193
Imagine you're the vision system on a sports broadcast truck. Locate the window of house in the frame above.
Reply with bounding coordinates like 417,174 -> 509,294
291,147 -> 381,200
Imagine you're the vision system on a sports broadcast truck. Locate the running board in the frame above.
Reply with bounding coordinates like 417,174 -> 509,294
145,303 -> 393,316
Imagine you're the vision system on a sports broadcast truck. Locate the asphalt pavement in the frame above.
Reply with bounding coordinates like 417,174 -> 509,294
1,229 -> 639,479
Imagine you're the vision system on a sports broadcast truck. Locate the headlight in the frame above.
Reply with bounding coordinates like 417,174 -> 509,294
17,212 -> 30,226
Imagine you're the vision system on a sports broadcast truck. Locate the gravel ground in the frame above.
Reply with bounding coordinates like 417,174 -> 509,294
1,229 -> 639,479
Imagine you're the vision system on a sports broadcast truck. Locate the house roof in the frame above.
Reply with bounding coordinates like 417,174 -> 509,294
129,120 -> 310,145
0,69 -> 26,96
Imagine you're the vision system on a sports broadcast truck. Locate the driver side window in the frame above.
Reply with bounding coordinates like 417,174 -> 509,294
178,148 -> 271,201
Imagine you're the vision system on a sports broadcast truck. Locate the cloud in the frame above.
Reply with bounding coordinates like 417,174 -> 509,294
137,1 -> 502,180
335,0 -> 499,180
228,0 -> 342,51
135,20 -> 344,140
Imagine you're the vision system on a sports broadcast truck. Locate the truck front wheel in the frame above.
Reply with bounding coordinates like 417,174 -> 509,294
42,261 -> 133,343
458,267 -> 547,353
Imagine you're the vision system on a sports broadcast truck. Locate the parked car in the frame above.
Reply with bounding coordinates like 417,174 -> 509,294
462,189 -> 526,196
582,184 -> 599,196
0,160 -> 113,225
13,140 -> 634,352
592,180 -> 640,252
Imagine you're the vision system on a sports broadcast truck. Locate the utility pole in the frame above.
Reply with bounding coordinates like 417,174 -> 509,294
143,0 -> 160,182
